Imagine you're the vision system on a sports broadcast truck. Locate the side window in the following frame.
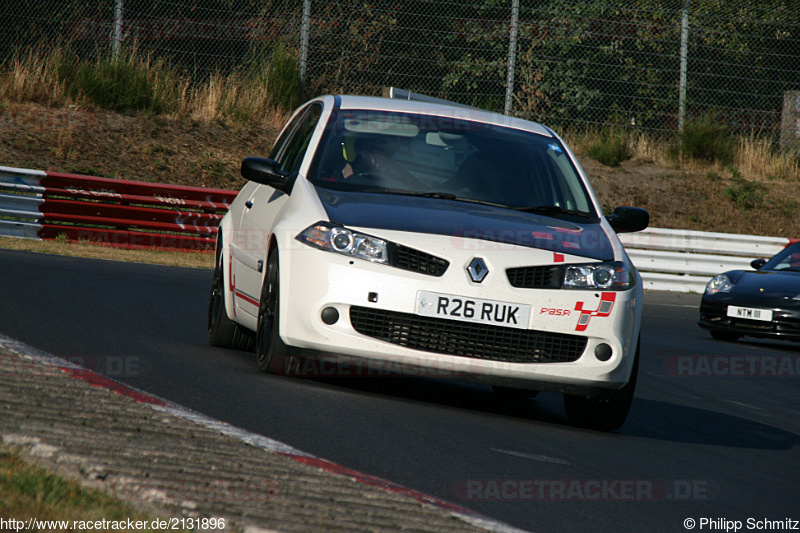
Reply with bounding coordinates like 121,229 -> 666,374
269,108 -> 307,161
271,104 -> 323,174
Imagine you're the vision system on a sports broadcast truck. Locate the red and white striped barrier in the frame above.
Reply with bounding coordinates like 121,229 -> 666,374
0,166 -> 237,251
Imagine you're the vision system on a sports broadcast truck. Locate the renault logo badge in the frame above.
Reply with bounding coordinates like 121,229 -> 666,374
467,257 -> 489,283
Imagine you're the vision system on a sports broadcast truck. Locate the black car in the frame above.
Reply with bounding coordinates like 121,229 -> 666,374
698,241 -> 800,342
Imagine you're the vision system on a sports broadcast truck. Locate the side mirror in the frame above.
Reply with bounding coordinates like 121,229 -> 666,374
241,157 -> 293,193
750,258 -> 767,270
606,206 -> 649,233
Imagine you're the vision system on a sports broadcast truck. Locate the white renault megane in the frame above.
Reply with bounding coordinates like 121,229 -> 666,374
208,92 -> 649,430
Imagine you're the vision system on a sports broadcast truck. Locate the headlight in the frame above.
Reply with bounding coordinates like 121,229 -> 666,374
705,274 -> 734,295
297,222 -> 388,264
563,261 -> 632,290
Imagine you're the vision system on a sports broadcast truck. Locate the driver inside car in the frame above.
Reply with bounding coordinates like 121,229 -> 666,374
337,135 -> 422,189
341,135 -> 382,179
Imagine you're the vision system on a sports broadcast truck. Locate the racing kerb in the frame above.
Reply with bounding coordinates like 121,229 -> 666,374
0,165 -> 236,251
0,165 -> 793,291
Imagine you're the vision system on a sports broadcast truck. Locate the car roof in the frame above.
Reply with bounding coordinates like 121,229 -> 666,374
333,95 -> 554,138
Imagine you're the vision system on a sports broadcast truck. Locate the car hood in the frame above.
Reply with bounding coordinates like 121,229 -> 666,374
316,188 -> 614,261
731,269 -> 800,299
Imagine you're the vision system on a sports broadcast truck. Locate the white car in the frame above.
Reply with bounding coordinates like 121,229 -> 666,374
208,92 -> 649,430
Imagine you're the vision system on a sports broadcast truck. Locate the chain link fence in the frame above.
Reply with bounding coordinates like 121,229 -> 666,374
2,0 -> 799,137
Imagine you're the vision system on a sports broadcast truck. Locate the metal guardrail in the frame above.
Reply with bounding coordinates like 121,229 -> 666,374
0,166 -> 237,251
1,165 -> 794,289
619,228 -> 794,293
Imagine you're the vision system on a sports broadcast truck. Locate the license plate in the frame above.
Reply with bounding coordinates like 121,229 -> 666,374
416,291 -> 531,329
727,305 -> 773,322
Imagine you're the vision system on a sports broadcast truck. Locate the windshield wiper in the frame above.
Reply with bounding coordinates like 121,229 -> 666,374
409,191 -> 458,200
514,205 -> 598,220
387,190 -> 513,209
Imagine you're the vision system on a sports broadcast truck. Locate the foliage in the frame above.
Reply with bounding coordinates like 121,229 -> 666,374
433,0 -> 800,132
674,112 -> 733,163
3,0 -> 799,134
586,128 -> 633,167
266,43 -> 301,111
63,46 -> 178,114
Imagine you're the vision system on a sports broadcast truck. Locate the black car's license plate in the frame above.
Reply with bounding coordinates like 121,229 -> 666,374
727,305 -> 773,322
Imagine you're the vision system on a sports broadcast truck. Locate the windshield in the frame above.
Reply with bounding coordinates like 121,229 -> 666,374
763,243 -> 800,272
308,109 -> 597,219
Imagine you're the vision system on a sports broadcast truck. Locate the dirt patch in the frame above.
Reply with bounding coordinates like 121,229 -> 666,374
583,157 -> 799,238
0,102 -> 280,190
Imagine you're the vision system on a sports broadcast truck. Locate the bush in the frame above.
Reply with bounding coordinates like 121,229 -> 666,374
82,52 -> 174,114
49,45 -> 178,114
675,112 -> 734,164
241,42 -> 300,111
268,43 -> 301,110
586,128 -> 632,167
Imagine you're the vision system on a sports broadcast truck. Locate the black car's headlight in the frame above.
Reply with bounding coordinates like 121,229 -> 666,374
297,222 -> 388,264
563,261 -> 633,290
705,274 -> 734,295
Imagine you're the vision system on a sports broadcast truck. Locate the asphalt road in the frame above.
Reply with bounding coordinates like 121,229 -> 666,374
1,248 -> 798,533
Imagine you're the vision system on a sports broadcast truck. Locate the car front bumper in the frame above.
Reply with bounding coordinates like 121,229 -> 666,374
699,298 -> 800,341
278,231 -> 642,394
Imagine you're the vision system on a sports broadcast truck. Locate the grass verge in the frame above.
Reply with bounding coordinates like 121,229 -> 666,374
0,237 -> 213,269
0,445 -> 189,532
0,43 -> 296,124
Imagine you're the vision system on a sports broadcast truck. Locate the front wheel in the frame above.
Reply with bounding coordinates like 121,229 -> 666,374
256,249 -> 289,374
563,339 -> 639,431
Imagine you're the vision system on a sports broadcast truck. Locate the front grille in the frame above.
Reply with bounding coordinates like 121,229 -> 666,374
699,301 -> 726,322
730,319 -> 773,331
776,315 -> 800,335
390,244 -> 449,276
350,306 -> 586,363
506,265 -> 563,288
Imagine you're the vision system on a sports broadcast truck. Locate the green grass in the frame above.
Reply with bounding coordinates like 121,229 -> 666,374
1,42 -> 300,122
724,167 -> 765,209
65,49 -> 177,114
674,112 -> 734,164
0,446 -> 185,530
585,128 -> 632,167
242,42 -> 301,111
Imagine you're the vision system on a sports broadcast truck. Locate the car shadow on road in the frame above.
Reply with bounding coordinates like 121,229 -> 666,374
621,397 -> 800,450
289,367 -> 799,451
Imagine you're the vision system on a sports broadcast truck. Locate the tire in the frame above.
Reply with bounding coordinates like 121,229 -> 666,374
710,330 -> 741,342
256,249 -> 290,374
563,339 -> 639,431
207,248 -> 255,351
492,386 -> 539,400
